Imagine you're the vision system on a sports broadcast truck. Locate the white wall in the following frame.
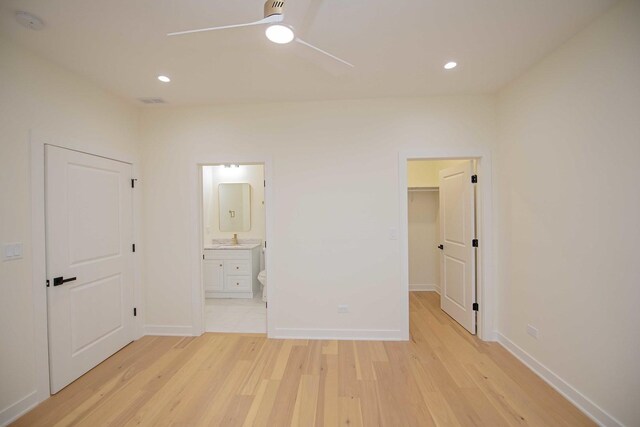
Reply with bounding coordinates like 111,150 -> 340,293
0,36 -> 140,423
139,96 -> 497,335
495,1 -> 640,425
203,165 -> 265,244
408,190 -> 439,290
407,159 -> 466,188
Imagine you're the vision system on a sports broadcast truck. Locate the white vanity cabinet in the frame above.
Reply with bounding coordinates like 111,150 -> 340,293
203,245 -> 260,298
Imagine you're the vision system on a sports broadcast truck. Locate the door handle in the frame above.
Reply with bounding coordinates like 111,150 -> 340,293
53,276 -> 77,286
437,244 -> 444,250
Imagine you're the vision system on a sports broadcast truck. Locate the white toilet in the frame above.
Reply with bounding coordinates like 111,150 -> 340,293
257,247 -> 267,302
257,269 -> 267,302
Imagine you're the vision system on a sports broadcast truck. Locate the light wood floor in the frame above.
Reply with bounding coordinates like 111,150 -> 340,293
14,292 -> 594,426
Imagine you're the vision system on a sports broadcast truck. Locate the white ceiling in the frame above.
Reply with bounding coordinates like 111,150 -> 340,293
0,0 -> 616,106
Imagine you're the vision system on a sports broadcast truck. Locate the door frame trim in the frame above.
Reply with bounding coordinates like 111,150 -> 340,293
399,149 -> 495,341
29,130 -> 142,406
191,158 -> 274,337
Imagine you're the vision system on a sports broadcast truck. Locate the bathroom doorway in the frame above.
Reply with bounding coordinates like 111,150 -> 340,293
200,164 -> 267,333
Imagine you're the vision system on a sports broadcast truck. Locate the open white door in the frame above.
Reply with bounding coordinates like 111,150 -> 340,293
438,161 -> 476,334
46,146 -> 134,393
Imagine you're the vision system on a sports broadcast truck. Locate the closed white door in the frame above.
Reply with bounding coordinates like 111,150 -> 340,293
438,161 -> 476,334
46,146 -> 134,393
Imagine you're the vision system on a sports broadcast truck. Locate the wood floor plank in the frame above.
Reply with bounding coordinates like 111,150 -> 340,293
266,345 -> 309,426
245,379 -> 281,427
338,396 -> 364,427
337,340 -> 359,398
321,340 -> 338,355
357,380 -> 382,426
316,353 -> 339,427
381,341 -> 437,427
290,374 -> 320,427
197,360 -> 254,426
13,293 -> 596,427
219,394 -> 255,427
408,355 -> 462,427
302,340 -> 324,376
239,338 -> 282,395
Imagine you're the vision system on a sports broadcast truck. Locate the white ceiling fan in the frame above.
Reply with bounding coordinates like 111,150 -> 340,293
167,0 -> 354,68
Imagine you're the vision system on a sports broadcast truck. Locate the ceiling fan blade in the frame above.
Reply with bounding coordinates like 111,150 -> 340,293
167,14 -> 283,36
295,38 -> 354,68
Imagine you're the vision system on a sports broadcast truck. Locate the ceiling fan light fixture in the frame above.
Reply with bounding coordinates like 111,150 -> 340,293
265,24 -> 294,44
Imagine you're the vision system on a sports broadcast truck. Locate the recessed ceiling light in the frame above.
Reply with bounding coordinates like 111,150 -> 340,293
265,25 -> 295,44
157,75 -> 171,83
444,61 -> 457,70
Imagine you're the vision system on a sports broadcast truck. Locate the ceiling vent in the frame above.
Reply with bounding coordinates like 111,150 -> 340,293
15,11 -> 45,30
138,97 -> 166,104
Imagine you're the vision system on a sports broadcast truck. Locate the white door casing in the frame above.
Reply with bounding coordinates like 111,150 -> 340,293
439,160 -> 476,334
46,146 -> 134,393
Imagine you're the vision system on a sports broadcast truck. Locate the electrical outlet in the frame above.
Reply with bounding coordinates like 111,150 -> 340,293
389,228 -> 398,240
526,324 -> 538,339
338,304 -> 349,314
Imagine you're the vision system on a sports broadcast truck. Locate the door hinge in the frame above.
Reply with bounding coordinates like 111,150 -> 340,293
471,174 -> 477,184
203,254 -> 205,260
133,307 -> 137,316
472,239 -> 478,247
46,279 -> 50,288
264,241 -> 267,248
131,178 -> 137,188
473,303 -> 479,311
264,180 -> 266,187
132,243 -> 136,252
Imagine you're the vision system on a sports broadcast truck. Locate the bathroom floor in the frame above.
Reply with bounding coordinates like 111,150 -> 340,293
204,295 -> 266,333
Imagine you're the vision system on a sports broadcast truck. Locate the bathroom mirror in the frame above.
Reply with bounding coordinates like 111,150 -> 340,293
218,183 -> 251,231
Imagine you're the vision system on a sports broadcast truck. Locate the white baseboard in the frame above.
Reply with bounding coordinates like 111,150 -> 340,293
0,390 -> 41,426
482,330 -> 498,342
409,284 -> 440,294
274,328 -> 403,341
496,332 -> 622,427
144,325 -> 196,336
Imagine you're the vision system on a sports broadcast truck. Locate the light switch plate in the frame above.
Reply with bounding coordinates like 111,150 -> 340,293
3,243 -> 23,261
